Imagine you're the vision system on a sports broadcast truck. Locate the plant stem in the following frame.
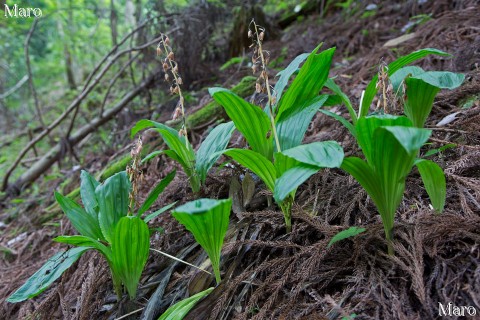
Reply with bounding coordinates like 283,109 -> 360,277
161,37 -> 189,148
253,22 -> 281,153
280,198 -> 293,233
385,226 -> 394,255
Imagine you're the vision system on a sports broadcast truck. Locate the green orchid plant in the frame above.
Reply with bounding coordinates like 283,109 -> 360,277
210,43 -> 344,232
8,169 -> 176,302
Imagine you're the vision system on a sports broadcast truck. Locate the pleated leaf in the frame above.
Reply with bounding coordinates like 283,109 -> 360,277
111,216 -> 150,299
341,157 -> 385,216
276,95 -> 329,150
138,170 -> 176,216
404,77 -> 440,127
158,287 -> 214,320
209,87 -> 273,159
54,192 -> 103,240
389,66 -> 424,93
359,48 -> 450,118
413,71 -> 464,89
54,235 -> 112,261
130,119 -> 184,143
273,52 -> 309,112
224,149 -> 276,192
96,171 -> 131,243
355,115 -> 412,164
280,141 -> 344,168
274,164 -> 319,202
80,170 -> 100,218
196,121 -> 235,184
276,46 -> 335,119
156,128 -> 195,173
6,247 -> 89,303
172,198 -> 232,284
415,159 -> 446,213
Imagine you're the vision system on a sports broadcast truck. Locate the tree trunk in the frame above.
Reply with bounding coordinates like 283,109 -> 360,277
110,0 -> 118,46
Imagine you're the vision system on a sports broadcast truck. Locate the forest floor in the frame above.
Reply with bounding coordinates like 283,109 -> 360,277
1,1 -> 480,319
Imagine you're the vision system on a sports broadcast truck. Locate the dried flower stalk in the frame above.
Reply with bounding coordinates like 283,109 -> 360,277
157,34 -> 189,146
249,19 -> 281,152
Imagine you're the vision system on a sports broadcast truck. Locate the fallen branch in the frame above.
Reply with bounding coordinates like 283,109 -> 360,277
4,74 -> 155,195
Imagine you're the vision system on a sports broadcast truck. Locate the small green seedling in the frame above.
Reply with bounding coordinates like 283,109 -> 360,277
172,198 -> 231,285
341,115 -> 445,254
158,287 -> 214,320
131,120 -> 235,194
328,226 -> 366,247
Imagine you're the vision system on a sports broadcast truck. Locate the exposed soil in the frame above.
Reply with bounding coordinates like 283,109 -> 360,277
1,1 -> 479,319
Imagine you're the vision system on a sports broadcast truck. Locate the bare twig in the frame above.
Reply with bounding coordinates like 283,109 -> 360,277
5,74 -> 155,194
24,18 -> 47,131
0,75 -> 28,100
100,52 -> 140,116
2,36 -> 162,191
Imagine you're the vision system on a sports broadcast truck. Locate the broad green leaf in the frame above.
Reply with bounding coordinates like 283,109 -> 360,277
404,77 -> 440,127
96,171 -> 131,243
276,46 -> 336,119
196,122 -> 235,183
273,53 -> 309,112
328,227 -> 366,247
274,164 -> 319,202
276,95 -> 329,150
281,141 -> 344,168
142,150 -> 165,163
111,216 -> 150,299
415,159 -> 446,213
80,170 -> 100,219
360,48 -> 450,118
355,115 -> 412,164
413,71 -> 464,89
325,78 -> 357,123
172,198 -> 231,284
6,247 -> 89,303
341,157 -> 385,216
54,192 -> 103,240
274,152 -> 300,177
209,88 -> 273,159
156,128 -> 195,173
158,287 -> 214,320
318,108 -> 356,137
130,119 -> 184,143
144,201 -> 177,223
138,170 -> 176,216
379,126 -> 431,154
370,126 -> 430,233
390,66 -> 424,93
53,235 -> 112,260
224,149 -> 276,191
